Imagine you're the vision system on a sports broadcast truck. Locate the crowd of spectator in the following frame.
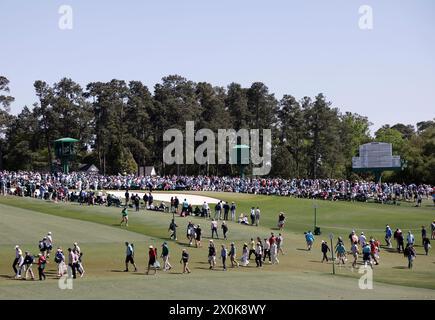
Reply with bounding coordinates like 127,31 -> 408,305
0,171 -> 433,205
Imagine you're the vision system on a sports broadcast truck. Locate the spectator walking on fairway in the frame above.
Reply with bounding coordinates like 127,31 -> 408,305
277,233 -> 285,255
407,231 -> 415,246
305,231 -> 314,251
12,245 -> 22,278
23,252 -> 35,280
271,240 -> 279,264
394,228 -> 404,253
208,240 -> 216,269
223,202 -> 230,221
359,232 -> 367,247
120,207 -> 128,227
351,242 -> 359,268
431,220 -> 435,240
220,244 -> 228,271
195,224 -> 202,248
241,243 -> 249,266
250,207 -> 256,225
68,248 -> 78,279
255,207 -> 261,226
335,242 -> 347,265
421,226 -> 427,246
211,219 -> 218,239
248,238 -> 256,260
230,202 -> 236,221
169,219 -> 177,241
423,236 -> 431,255
161,242 -> 172,271
180,249 -> 191,273
37,253 -> 47,281
263,238 -> 271,263
321,240 -> 330,262
278,212 -> 285,231
404,244 -> 416,269
362,243 -> 372,268
255,242 -> 263,268
146,245 -> 157,275
54,248 -> 66,277
221,221 -> 228,240
124,242 -> 137,272
385,225 -> 393,248
229,243 -> 239,268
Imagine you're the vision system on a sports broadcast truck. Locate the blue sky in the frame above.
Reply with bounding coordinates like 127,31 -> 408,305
1,0 -> 434,133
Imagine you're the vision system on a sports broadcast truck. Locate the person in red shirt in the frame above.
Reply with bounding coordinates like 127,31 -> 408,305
146,245 -> 158,275
269,232 -> 276,246
37,253 -> 47,280
370,239 -> 379,265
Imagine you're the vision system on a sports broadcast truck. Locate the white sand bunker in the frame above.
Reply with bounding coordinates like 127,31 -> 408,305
109,191 -> 221,205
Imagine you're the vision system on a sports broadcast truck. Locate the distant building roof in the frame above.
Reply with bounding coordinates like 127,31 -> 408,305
78,163 -> 99,173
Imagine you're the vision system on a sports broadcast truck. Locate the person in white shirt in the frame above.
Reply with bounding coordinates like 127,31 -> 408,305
255,207 -> 261,226
255,242 -> 263,267
407,231 -> 415,245
359,232 -> 367,246
270,242 -> 279,264
12,245 -> 22,277
46,232 -> 53,256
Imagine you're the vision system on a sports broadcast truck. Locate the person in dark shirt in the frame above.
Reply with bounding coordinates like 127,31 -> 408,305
221,221 -> 228,240
321,240 -> 330,262
180,249 -> 191,273
223,202 -> 230,220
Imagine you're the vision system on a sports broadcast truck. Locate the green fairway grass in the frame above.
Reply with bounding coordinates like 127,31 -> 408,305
0,193 -> 434,299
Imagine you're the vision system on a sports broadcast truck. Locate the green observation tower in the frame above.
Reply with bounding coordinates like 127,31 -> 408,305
54,137 -> 79,174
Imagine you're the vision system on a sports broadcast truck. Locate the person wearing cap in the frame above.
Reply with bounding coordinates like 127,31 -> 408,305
146,245 -> 157,275
12,245 -> 22,277
23,251 -> 35,280
223,201 -> 230,221
321,240 -> 330,263
161,242 -> 171,271
230,202 -> 236,221
124,242 -> 137,272
229,243 -> 239,268
404,243 -> 416,269
15,248 -> 25,279
255,207 -> 261,227
180,249 -> 191,273
394,228 -> 404,253
208,240 -> 216,269
37,253 -> 47,281
248,238 -> 256,260
68,247 -> 78,279
54,248 -> 66,277
46,232 -> 53,256
385,225 -> 393,248
305,231 -> 314,251
359,232 -> 367,247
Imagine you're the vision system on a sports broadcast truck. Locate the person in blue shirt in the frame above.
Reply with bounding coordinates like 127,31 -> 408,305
385,225 -> 393,248
305,231 -> 315,251
362,243 -> 373,268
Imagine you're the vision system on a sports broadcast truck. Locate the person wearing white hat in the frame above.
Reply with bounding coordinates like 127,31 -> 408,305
146,245 -> 157,275
45,232 -> 53,257
12,245 -> 22,277
359,232 -> 367,247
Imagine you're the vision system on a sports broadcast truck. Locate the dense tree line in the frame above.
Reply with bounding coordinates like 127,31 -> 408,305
0,75 -> 433,183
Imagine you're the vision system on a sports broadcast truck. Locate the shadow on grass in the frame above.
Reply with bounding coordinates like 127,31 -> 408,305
296,248 -> 309,251
392,266 -> 409,269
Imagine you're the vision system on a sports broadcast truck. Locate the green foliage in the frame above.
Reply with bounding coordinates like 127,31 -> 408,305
0,74 -> 433,183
